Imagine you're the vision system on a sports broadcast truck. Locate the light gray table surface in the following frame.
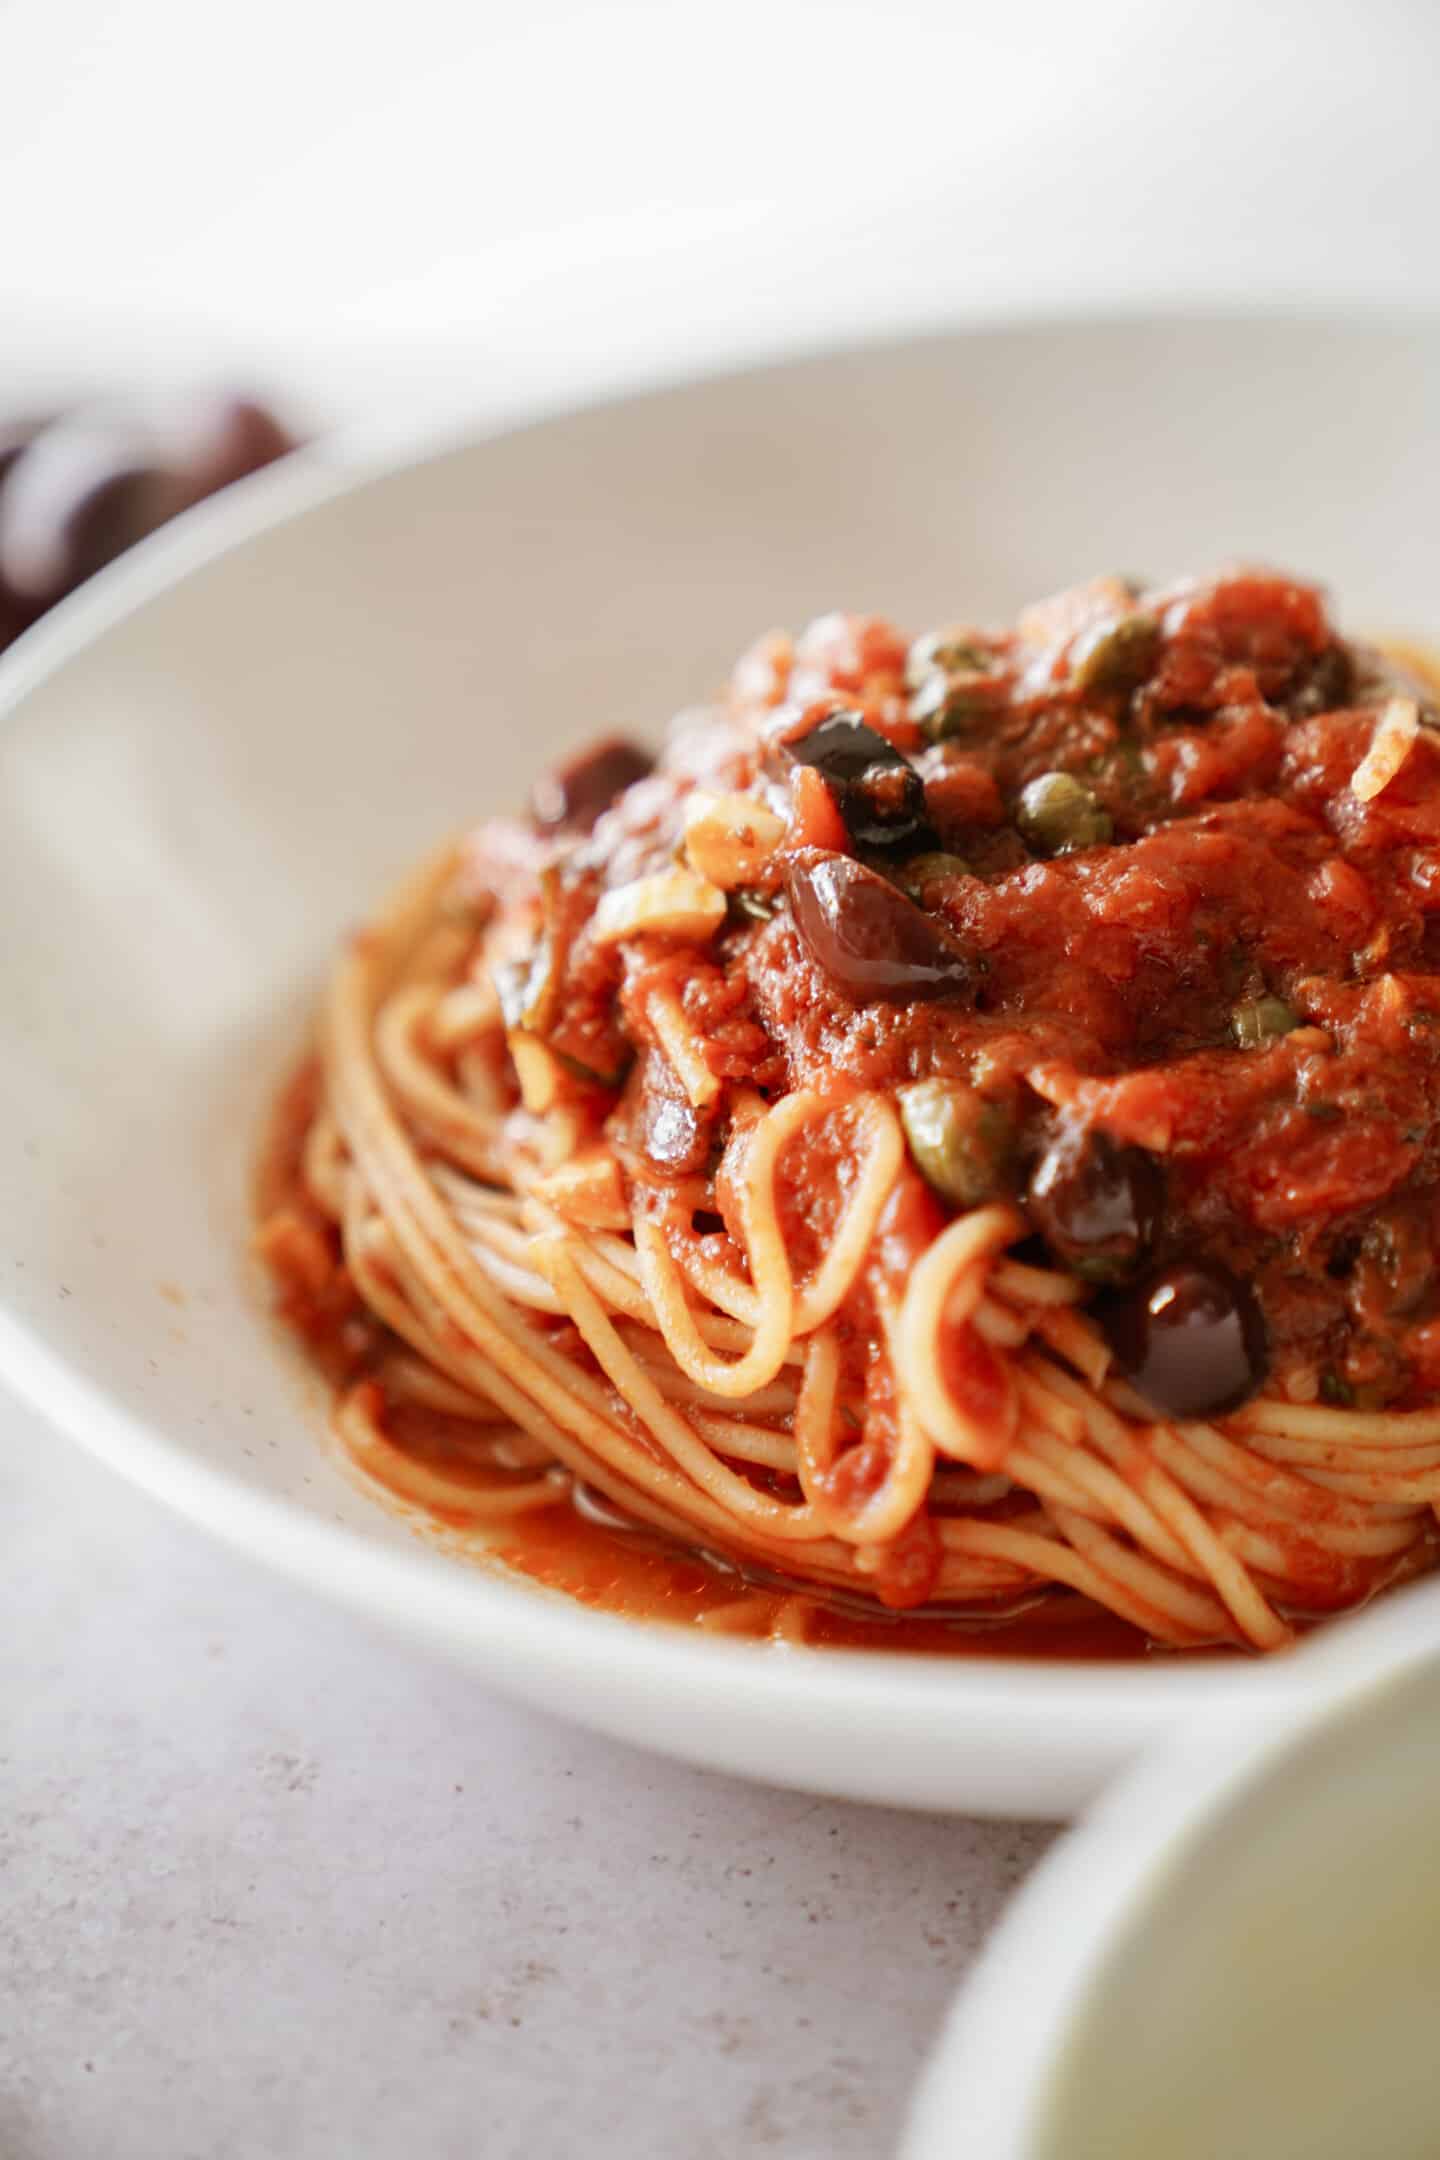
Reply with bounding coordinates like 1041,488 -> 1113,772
2,1397 -> 1056,2160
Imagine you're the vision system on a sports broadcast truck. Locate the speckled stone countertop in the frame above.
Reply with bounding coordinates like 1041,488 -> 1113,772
2,1403 -> 1055,2160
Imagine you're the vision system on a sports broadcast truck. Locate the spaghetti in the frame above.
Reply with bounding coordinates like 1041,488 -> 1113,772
256,568 -> 1440,1652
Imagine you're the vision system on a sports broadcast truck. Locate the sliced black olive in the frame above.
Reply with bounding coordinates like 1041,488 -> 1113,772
531,736 -> 655,832
1098,1260 -> 1268,1420
785,851 -> 974,1003
783,709 -> 905,785
1027,1124 -> 1161,1283
782,710 -> 926,849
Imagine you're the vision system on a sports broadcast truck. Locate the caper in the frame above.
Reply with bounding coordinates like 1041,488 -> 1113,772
1230,996 -> 1297,1050
898,850 -> 972,900
899,1079 -> 1013,1207
904,630 -> 992,691
1070,612 -> 1159,696
911,668 -> 997,744
1015,772 -> 1113,856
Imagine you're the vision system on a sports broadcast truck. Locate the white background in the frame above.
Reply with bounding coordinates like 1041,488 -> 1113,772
4,0 -> 1440,425
3,6 -> 1439,2155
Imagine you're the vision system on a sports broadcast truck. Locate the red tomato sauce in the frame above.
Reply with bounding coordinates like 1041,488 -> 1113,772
505,568 -> 1440,1412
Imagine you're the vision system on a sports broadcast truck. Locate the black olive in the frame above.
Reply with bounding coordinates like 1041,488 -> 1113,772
782,710 -> 927,849
168,394 -> 295,500
531,736 -> 656,832
1027,1124 -> 1161,1282
1098,1260 -> 1268,1420
0,399 -> 297,617
0,413 -> 51,499
0,419 -> 185,607
784,851 -> 974,1002
1287,642 -> 1354,718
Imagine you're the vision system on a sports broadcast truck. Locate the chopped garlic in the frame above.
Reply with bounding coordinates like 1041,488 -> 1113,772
1351,697 -> 1420,803
507,1031 -> 564,1113
682,789 -> 785,889
592,868 -> 727,945
649,985 -> 721,1108
532,1148 -> 631,1230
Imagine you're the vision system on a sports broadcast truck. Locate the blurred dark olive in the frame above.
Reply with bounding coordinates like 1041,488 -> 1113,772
0,413 -> 54,499
1287,641 -> 1354,718
0,587 -> 29,652
167,393 -> 296,502
0,415 -> 57,634
532,736 -> 656,831
0,393 -> 299,616
1027,1122 -> 1161,1281
0,417 -> 187,606
1098,1260 -> 1268,1419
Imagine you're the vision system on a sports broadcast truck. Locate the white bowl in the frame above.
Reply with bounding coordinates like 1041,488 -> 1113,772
905,1585 -> 1440,2153
5,315 -> 1440,1817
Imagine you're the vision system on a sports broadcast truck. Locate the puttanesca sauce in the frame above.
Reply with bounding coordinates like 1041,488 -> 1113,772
495,571 -> 1440,1415
259,569 -> 1440,1652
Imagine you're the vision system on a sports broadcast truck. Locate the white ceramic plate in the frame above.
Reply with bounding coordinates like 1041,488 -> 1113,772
5,315 -> 1440,1817
904,1583 -> 1440,2153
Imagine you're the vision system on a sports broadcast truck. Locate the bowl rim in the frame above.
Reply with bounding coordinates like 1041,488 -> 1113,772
5,307 -> 1440,1793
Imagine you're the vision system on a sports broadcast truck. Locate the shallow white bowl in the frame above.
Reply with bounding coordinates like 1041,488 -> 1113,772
5,316 -> 1440,1816
905,1587 -> 1440,2152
